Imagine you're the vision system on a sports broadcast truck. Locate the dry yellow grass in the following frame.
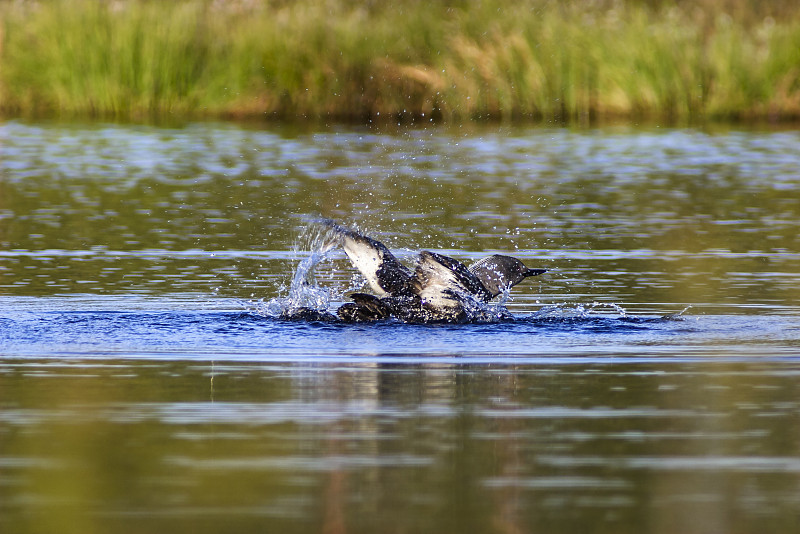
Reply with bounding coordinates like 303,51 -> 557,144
1,0 -> 799,122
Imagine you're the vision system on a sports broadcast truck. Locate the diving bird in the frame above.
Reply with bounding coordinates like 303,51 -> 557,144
317,219 -> 546,323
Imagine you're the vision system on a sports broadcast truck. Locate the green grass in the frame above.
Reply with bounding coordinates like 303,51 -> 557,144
1,0 -> 800,122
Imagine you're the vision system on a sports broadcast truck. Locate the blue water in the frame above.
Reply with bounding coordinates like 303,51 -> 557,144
2,120 -> 800,534
2,295 -> 797,363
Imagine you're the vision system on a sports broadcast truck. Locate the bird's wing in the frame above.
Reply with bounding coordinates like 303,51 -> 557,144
412,251 -> 491,306
316,219 -> 412,296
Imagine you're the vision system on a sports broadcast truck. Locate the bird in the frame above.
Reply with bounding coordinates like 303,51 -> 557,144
316,219 -> 546,323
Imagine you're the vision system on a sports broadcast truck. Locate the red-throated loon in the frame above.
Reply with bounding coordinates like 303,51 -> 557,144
317,219 -> 546,323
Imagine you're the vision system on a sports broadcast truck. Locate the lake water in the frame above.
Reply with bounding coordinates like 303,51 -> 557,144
1,120 -> 800,533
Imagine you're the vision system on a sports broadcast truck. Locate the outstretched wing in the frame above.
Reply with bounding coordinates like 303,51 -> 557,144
412,251 -> 492,306
316,219 -> 413,296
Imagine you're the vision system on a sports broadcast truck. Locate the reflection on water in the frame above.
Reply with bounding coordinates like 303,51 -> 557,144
2,359 -> 800,534
2,120 -> 800,533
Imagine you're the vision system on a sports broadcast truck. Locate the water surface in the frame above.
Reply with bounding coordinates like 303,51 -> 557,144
1,120 -> 800,533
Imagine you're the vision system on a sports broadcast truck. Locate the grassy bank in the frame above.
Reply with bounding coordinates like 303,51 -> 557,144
1,0 -> 800,122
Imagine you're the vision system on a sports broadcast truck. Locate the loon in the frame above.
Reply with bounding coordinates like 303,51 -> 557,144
318,219 -> 546,323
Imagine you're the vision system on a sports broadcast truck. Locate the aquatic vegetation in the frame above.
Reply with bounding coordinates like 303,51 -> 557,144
1,0 -> 800,121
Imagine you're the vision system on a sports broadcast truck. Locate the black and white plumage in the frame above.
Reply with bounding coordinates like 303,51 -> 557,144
318,219 -> 546,323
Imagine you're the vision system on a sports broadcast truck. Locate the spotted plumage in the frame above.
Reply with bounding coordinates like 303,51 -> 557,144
318,219 -> 546,323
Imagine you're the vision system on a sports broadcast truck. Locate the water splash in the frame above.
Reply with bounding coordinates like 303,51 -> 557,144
532,301 -> 629,320
250,223 -> 341,317
661,305 -> 692,320
457,291 -> 509,323
248,221 -> 638,325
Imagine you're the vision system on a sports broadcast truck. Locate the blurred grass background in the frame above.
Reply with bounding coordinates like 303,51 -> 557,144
1,0 -> 799,122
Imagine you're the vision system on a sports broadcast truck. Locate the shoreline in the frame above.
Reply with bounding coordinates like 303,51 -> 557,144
2,0 -> 799,123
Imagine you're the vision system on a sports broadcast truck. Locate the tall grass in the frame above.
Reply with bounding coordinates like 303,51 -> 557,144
1,0 -> 799,122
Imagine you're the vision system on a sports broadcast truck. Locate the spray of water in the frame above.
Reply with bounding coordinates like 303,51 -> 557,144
246,221 -> 646,324
250,223 -> 342,317
532,301 -> 629,319
661,305 -> 692,320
